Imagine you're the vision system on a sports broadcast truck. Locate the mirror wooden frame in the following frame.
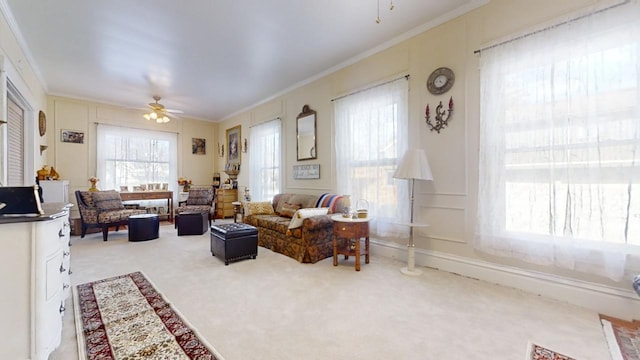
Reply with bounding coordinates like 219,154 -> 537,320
296,105 -> 317,161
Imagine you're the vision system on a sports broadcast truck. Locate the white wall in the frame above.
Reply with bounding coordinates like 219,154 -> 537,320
217,0 -> 640,318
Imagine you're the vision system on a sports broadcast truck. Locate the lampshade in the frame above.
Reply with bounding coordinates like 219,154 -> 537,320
393,149 -> 433,181
143,110 -> 171,123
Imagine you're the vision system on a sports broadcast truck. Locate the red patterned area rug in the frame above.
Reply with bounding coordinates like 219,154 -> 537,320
526,341 -> 576,360
74,271 -> 223,360
601,315 -> 640,360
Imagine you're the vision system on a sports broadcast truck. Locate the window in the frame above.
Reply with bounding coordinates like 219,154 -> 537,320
476,2 -> 640,280
97,124 -> 177,192
6,96 -> 24,186
334,77 -> 409,238
249,119 -> 281,201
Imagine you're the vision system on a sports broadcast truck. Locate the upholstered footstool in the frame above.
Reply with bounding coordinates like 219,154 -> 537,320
128,214 -> 160,241
210,223 -> 258,265
176,211 -> 209,236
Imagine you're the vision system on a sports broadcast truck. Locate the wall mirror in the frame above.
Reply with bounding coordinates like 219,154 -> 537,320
296,105 -> 317,161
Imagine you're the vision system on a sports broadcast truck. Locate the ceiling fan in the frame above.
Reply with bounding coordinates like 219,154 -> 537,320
143,96 -> 183,123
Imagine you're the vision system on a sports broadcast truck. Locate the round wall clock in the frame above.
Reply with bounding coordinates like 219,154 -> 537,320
427,67 -> 455,95
38,110 -> 46,136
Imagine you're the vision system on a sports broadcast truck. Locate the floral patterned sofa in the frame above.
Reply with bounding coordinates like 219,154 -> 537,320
243,193 -> 345,263
75,190 -> 147,241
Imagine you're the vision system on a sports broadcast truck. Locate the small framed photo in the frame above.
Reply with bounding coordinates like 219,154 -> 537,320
61,129 -> 84,144
192,138 -> 206,155
226,125 -> 241,166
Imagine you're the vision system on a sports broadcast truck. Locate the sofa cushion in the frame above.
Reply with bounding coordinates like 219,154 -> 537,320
280,202 -> 301,218
245,201 -> 276,216
288,207 -> 329,229
97,208 -> 145,223
92,190 -> 124,211
250,214 -> 290,235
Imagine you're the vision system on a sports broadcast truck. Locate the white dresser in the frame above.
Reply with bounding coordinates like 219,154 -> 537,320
0,204 -> 71,360
39,180 -> 70,203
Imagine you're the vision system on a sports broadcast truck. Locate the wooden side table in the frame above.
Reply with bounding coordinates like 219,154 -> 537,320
331,214 -> 370,271
232,201 -> 243,223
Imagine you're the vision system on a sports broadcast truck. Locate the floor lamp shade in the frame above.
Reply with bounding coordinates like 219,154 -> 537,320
393,148 -> 433,276
393,149 -> 433,181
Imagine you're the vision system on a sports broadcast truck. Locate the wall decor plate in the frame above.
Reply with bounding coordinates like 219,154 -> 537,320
38,110 -> 46,136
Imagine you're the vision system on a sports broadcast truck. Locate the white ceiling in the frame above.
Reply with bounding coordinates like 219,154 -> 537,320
2,0 -> 485,121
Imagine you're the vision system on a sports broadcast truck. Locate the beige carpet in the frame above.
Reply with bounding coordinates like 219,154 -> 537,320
52,221 -> 610,360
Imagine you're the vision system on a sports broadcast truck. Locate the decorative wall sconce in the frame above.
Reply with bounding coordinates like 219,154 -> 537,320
242,138 -> 248,153
426,97 -> 454,134
218,143 -> 224,157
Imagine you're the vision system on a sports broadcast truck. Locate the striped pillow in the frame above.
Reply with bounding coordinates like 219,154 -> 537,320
315,193 -> 343,213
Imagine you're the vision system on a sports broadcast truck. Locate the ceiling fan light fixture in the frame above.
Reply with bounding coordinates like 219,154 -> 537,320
143,96 -> 174,124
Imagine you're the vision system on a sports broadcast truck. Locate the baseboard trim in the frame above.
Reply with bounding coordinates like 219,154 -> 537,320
371,240 -> 640,320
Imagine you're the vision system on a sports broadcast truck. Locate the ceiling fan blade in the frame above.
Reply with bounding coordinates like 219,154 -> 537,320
166,108 -> 184,114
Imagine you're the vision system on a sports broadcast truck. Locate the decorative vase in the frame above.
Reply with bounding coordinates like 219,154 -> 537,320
183,184 -> 190,192
89,179 -> 99,192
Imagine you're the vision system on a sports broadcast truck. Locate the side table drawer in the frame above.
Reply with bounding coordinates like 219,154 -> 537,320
334,223 -> 356,238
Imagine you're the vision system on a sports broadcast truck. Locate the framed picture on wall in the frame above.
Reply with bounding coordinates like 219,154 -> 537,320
60,129 -> 85,144
226,125 -> 241,166
192,138 -> 206,155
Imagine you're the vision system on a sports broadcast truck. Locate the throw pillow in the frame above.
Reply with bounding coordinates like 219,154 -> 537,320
288,207 -> 329,229
186,188 -> 213,205
280,202 -> 302,218
244,201 -> 275,216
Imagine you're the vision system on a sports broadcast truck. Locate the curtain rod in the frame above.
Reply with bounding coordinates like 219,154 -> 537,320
331,74 -> 410,102
94,122 -> 179,134
249,117 -> 280,128
473,0 -> 630,54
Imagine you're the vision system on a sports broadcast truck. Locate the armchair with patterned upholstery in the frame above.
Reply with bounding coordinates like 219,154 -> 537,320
75,190 -> 147,241
174,186 -> 215,227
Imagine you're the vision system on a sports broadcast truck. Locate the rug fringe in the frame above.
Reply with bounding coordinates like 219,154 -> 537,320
72,285 -> 88,360
601,318 -> 626,360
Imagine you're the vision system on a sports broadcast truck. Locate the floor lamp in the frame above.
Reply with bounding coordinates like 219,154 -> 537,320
393,149 -> 433,276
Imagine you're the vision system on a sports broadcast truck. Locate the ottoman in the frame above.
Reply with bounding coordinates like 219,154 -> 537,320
210,223 -> 258,265
128,214 -> 160,241
177,211 -> 209,236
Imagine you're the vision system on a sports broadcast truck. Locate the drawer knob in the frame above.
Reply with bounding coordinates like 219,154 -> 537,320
341,227 -> 346,231
59,264 -> 66,273
58,230 -> 64,238
63,251 -> 70,257
69,268 -> 73,275
63,284 -> 69,290
59,304 -> 65,313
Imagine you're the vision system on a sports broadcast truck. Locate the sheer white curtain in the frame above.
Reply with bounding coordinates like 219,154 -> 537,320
97,124 -> 178,193
334,77 -> 409,238
249,118 -> 281,201
476,0 -> 640,281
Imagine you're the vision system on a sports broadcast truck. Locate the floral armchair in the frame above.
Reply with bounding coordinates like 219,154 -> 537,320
175,186 -> 215,226
75,190 -> 147,241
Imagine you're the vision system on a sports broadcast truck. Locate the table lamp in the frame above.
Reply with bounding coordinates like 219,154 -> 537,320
393,149 -> 433,276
